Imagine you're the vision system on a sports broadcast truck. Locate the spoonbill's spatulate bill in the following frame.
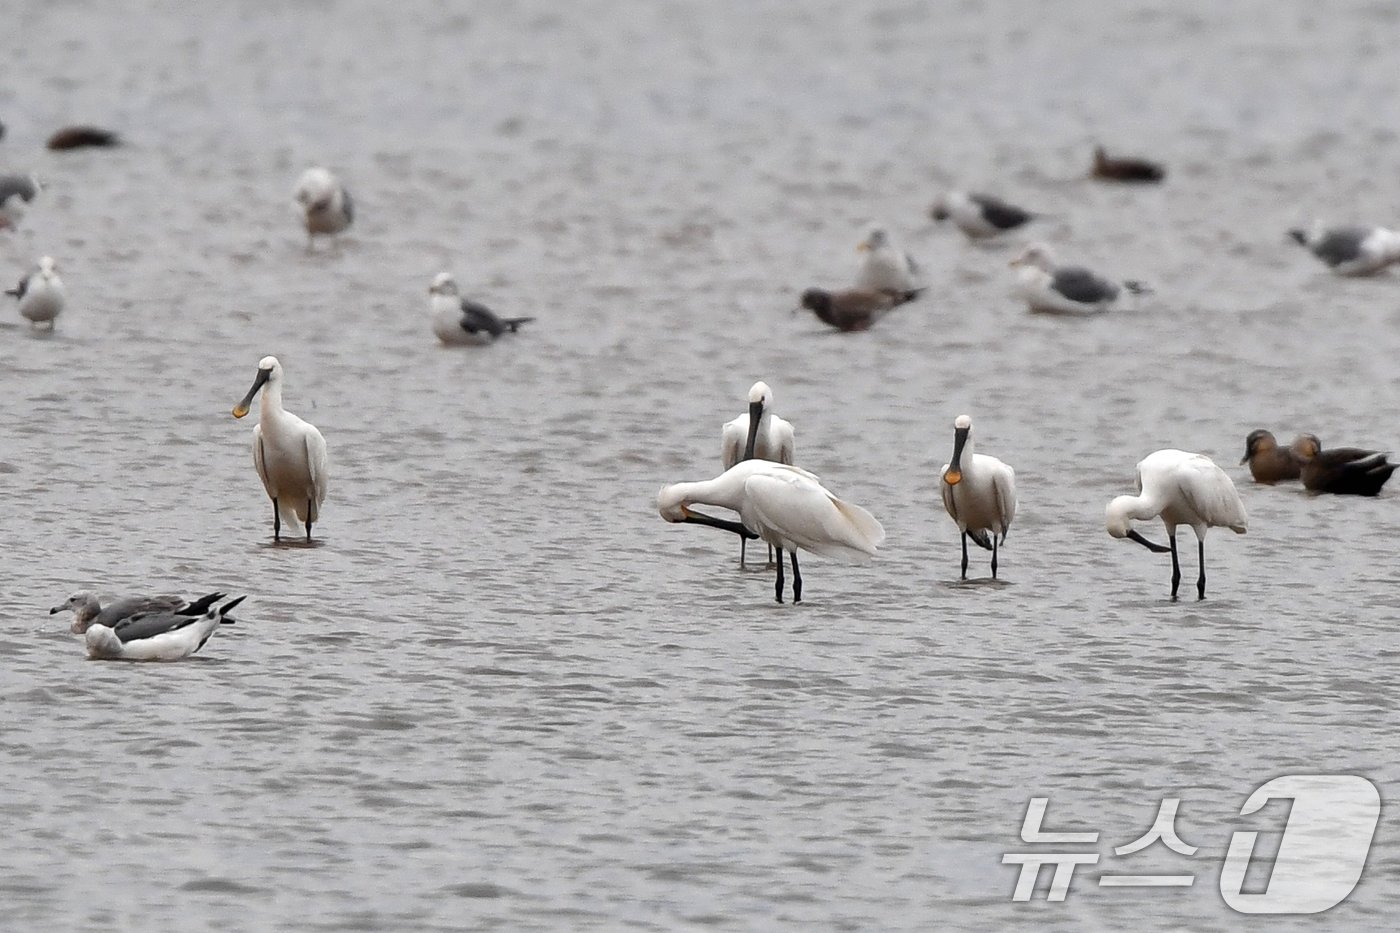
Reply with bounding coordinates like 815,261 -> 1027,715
939,415 -> 1017,579
720,381 -> 796,568
7,255 -> 64,329
1010,243 -> 1147,315
658,460 -> 884,604
854,225 -> 921,293
428,272 -> 534,346
232,356 -> 329,543
85,595 -> 245,661
1287,224 -> 1400,277
930,191 -> 1037,240
51,591 -> 226,634
1106,449 -> 1247,601
294,167 -> 353,248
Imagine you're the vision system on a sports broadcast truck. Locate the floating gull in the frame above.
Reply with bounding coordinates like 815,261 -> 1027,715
1091,146 -> 1166,183
1010,243 -> 1147,315
798,286 -> 921,332
855,226 -> 921,292
232,356 -> 329,542
0,173 -> 40,230
930,191 -> 1037,240
51,591 -> 227,634
721,381 -> 795,568
1240,430 -> 1316,484
428,272 -> 533,346
294,167 -> 353,247
86,594 -> 245,661
1292,435 -> 1396,496
658,460 -> 884,604
1106,449 -> 1247,601
46,126 -> 120,150
1287,224 -> 1400,277
7,256 -> 64,329
939,415 -> 1017,580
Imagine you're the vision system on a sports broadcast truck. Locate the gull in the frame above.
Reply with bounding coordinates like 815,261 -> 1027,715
1240,430 -> 1317,484
1010,243 -> 1147,315
720,381 -> 796,567
939,415 -> 1016,579
232,356 -> 329,542
46,126 -> 120,150
51,591 -> 228,634
294,167 -> 353,247
0,173 -> 40,230
658,460 -> 884,604
1106,449 -> 1247,600
1287,224 -> 1400,277
854,226 -> 921,292
798,286 -> 921,332
1091,146 -> 1166,183
428,272 -> 533,345
7,256 -> 64,329
930,191 -> 1037,240
1292,435 -> 1396,496
85,595 -> 245,661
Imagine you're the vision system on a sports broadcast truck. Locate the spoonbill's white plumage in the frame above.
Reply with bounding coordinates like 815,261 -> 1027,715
1010,243 -> 1147,315
939,415 -> 1017,579
0,173 -> 40,230
51,591 -> 225,634
232,356 -> 328,542
1106,449 -> 1247,601
720,381 -> 796,568
7,256 -> 64,329
294,167 -> 353,247
854,225 -> 921,293
428,272 -> 534,346
658,460 -> 884,603
85,595 -> 245,661
931,191 -> 1037,240
1288,223 -> 1400,277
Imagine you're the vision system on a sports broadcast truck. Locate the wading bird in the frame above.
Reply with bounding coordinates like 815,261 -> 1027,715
294,167 -> 353,248
232,356 -> 328,543
6,256 -> 64,329
939,415 -> 1016,579
720,381 -> 796,567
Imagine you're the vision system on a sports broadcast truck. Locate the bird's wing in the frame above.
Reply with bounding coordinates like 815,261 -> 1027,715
461,299 -> 506,337
775,419 -> 795,465
1314,228 -> 1368,266
746,472 -> 882,561
112,610 -> 201,643
992,461 -> 1017,538
1177,456 -> 1247,532
971,194 -> 1032,229
1051,267 -> 1120,303
7,275 -> 27,299
720,417 -> 745,470
96,594 -> 185,627
939,465 -> 959,524
252,425 -> 274,499
306,427 -> 329,509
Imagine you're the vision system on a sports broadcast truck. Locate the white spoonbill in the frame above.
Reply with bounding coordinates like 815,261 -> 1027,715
232,356 -> 329,543
939,415 -> 1017,579
85,595 -> 245,661
1106,449 -> 1247,601
658,460 -> 884,604
855,225 -> 922,293
7,256 -> 64,329
721,381 -> 796,568
294,167 -> 353,248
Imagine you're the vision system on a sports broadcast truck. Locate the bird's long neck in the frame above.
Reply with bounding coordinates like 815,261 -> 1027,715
674,474 -> 745,513
260,380 -> 284,417
1119,491 -> 1167,524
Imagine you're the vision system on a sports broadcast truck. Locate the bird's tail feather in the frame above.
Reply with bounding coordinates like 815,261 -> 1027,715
1123,280 -> 1152,295
505,317 -> 535,332
181,592 -> 226,616
966,528 -> 994,551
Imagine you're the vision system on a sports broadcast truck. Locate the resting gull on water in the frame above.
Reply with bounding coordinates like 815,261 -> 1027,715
0,173 -> 40,230
930,191 -> 1037,240
85,595 -> 245,661
294,167 -> 353,247
428,272 -> 534,345
854,226 -> 922,293
1009,243 -> 1148,315
7,256 -> 64,329
1288,223 -> 1400,277
52,591 -> 228,634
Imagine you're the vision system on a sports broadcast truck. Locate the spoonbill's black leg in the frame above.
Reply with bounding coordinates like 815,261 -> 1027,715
791,551 -> 802,603
1197,539 -> 1206,600
991,536 -> 999,579
739,537 -> 747,569
306,498 -> 314,542
774,547 -> 785,603
1169,534 -> 1181,601
272,498 -> 281,542
960,533 -> 969,580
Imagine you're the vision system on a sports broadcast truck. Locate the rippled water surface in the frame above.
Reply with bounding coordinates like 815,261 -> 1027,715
4,1 -> 1400,929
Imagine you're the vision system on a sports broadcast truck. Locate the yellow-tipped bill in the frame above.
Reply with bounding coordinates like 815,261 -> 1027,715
944,470 -> 962,486
232,404 -> 249,419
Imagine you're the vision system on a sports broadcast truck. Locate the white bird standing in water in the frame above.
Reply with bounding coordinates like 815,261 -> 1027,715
7,256 -> 64,329
658,460 -> 884,604
85,595 -> 245,661
720,381 -> 795,568
939,415 -> 1017,579
294,167 -> 353,248
232,356 -> 328,542
855,225 -> 922,293
1105,449 -> 1247,601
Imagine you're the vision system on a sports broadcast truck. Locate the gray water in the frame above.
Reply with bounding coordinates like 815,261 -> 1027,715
3,1 -> 1400,929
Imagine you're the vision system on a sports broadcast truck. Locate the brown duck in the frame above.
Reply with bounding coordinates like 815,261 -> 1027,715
1091,146 -> 1165,183
798,287 -> 922,332
1240,430 -> 1316,484
1292,435 -> 1396,496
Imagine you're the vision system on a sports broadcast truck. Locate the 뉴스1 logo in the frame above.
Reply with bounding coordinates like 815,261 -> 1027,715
1002,774 -> 1380,914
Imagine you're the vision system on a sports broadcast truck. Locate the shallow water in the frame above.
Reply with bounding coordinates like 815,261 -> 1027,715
3,1 -> 1400,929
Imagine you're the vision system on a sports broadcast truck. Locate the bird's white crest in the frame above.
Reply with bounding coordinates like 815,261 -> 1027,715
258,355 -> 280,374
294,167 -> 337,204
954,414 -> 972,430
748,381 -> 772,405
